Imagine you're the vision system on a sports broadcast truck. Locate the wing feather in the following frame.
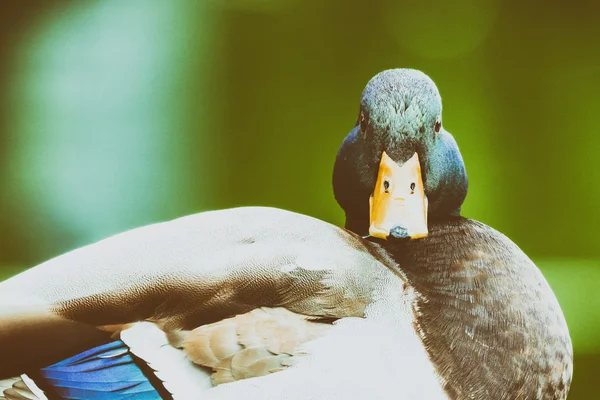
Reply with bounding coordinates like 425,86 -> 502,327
183,307 -> 330,385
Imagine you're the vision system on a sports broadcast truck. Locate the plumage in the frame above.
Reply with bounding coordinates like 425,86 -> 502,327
183,307 -> 330,385
0,207 -> 404,398
0,376 -> 44,400
36,340 -> 159,399
0,68 -> 571,399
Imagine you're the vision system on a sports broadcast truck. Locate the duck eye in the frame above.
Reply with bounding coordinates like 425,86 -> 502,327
410,182 -> 415,192
434,121 -> 441,133
383,180 -> 390,191
360,112 -> 368,132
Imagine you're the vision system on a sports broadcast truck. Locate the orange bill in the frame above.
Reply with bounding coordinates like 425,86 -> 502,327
369,151 -> 428,240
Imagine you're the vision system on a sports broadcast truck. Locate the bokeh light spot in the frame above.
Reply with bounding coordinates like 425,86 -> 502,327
385,0 -> 498,59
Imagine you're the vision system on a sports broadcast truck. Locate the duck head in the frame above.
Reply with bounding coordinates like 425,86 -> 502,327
333,69 -> 468,239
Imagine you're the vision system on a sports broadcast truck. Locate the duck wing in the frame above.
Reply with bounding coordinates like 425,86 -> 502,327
1,207 -> 439,399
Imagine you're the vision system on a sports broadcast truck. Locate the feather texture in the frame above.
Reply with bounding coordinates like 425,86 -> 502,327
0,376 -> 44,400
120,322 -> 212,399
183,307 -> 330,385
36,341 -> 161,399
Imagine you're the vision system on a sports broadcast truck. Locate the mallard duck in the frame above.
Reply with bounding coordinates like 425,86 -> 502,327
0,69 -> 571,400
332,69 -> 573,399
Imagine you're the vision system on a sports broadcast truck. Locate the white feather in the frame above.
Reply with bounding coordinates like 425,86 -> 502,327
121,322 -> 212,399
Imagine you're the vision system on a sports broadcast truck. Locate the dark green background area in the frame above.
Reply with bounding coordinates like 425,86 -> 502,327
0,1 -> 597,398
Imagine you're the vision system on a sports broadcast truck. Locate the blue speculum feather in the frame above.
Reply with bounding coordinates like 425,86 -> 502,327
37,341 -> 162,399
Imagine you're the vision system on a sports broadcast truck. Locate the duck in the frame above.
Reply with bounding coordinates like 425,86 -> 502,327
332,69 -> 573,399
0,69 -> 572,400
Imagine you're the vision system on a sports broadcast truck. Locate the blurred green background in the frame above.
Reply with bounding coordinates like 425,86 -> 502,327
0,0 -> 597,397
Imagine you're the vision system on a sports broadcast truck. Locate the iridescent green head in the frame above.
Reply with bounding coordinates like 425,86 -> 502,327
333,69 -> 468,238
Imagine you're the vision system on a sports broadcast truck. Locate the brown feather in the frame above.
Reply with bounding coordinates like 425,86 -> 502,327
1,377 -> 43,400
182,307 -> 331,385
